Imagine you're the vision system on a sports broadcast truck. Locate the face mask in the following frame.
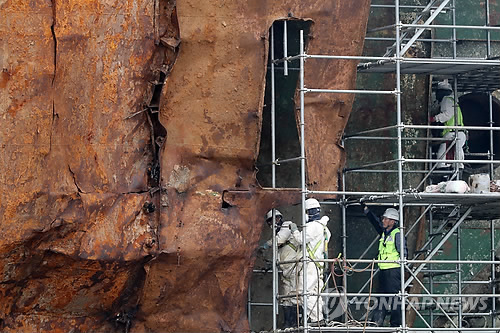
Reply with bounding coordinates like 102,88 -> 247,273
306,208 -> 320,222
436,90 -> 451,102
268,218 -> 283,233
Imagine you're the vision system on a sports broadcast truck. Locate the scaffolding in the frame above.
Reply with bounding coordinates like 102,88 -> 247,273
249,1 -> 500,332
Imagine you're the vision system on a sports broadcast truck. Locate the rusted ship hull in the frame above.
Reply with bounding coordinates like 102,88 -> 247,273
0,1 -> 370,332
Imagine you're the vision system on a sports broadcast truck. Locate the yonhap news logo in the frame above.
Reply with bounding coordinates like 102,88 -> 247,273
323,288 -> 348,319
323,291 -> 489,317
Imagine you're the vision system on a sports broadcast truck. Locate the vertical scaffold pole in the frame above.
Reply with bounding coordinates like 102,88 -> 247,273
429,211 -> 435,324
299,29 -> 309,332
457,222 -> 463,328
490,93 -> 496,328
491,219 -> 496,328
489,96 -> 495,177
487,0 -> 492,57
395,0 -> 407,331
270,23 -> 276,188
270,25 -> 278,332
452,0 -> 459,178
452,0 -> 457,59
486,0 -> 495,178
487,5 -> 496,324
342,164 -> 348,325
453,78 -> 460,177
284,20 -> 288,77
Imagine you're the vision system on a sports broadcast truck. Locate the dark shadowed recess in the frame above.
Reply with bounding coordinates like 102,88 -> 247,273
460,93 -> 500,171
256,20 -> 312,189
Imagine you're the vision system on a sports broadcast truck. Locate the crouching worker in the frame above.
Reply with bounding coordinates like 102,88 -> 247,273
360,202 -> 407,327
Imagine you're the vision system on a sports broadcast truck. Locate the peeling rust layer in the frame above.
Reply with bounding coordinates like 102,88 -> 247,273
150,1 -> 371,332
0,0 -> 371,332
1,0 -> 162,331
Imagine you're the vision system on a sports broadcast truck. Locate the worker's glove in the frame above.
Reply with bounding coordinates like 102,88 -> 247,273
359,197 -> 367,210
359,197 -> 368,213
429,116 -> 436,123
289,222 -> 298,232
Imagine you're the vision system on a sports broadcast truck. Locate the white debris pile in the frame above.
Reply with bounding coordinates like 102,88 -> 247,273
425,180 -> 470,194
425,174 -> 500,194
469,174 -> 490,193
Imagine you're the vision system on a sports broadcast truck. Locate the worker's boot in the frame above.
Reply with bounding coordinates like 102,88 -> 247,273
390,300 -> 402,327
283,306 -> 297,328
308,319 -> 325,327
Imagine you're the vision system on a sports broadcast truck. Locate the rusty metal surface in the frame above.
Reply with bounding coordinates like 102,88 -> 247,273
1,0 -> 160,331
0,0 -> 371,332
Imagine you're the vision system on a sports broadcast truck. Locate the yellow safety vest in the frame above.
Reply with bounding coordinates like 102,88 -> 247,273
306,225 -> 329,269
284,241 -> 297,251
442,96 -> 464,136
378,228 -> 401,270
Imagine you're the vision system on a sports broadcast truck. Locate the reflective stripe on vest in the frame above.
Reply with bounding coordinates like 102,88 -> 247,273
378,228 -> 401,270
280,241 -> 301,281
285,241 -> 297,252
442,96 -> 464,136
306,225 -> 329,269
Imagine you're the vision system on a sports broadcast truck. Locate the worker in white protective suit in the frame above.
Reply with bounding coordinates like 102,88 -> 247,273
291,198 -> 331,325
430,80 -> 466,170
262,209 -> 302,328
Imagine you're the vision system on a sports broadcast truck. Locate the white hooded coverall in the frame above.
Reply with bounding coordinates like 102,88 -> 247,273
266,221 -> 302,307
292,216 -> 331,322
435,96 -> 466,168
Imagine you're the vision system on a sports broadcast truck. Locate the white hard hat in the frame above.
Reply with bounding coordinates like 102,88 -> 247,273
382,208 -> 399,221
266,209 -> 282,220
305,198 -> 320,210
437,80 -> 452,92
